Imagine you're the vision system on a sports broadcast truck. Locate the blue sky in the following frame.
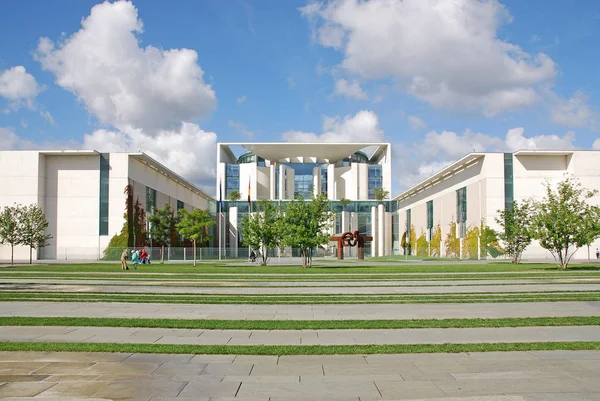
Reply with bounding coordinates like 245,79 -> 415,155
1,0 -> 599,195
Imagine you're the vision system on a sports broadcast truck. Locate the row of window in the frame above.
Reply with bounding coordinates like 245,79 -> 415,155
405,186 -> 467,239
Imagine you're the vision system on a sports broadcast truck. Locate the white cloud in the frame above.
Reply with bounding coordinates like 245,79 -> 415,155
287,76 -> 296,89
236,95 -> 247,104
530,34 -> 541,43
333,78 -> 367,100
407,115 -> 427,131
35,0 -> 216,132
301,0 -> 556,115
40,110 -> 54,124
83,122 -> 217,186
0,66 -> 42,110
282,110 -> 384,142
550,90 -> 597,129
593,138 -> 600,150
0,126 -> 79,150
228,120 -> 255,138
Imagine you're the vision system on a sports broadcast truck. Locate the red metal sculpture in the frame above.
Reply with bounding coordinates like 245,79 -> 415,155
331,230 -> 373,260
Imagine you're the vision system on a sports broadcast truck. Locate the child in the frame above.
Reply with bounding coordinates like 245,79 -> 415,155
131,249 -> 139,270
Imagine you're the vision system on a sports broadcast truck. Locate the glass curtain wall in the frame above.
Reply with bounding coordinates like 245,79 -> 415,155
456,187 -> 467,238
368,165 -> 383,199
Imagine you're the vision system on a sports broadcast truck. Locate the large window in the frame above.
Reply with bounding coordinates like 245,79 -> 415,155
281,163 -> 326,199
504,153 -> 514,210
225,164 -> 239,199
456,187 -> 467,238
99,153 -> 109,235
368,165 -> 382,199
321,166 -> 327,195
426,200 -> 433,240
406,209 -> 411,239
146,186 -> 156,214
177,200 -> 184,213
274,168 -> 279,200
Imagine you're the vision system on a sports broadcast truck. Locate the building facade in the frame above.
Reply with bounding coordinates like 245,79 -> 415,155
394,150 -> 600,260
0,150 -> 213,261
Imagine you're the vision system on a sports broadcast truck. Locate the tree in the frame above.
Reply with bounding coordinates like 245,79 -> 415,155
464,224 -> 480,259
430,223 -> 442,257
530,176 -> 599,270
339,198 -> 351,212
147,203 -> 179,263
416,231 -> 428,257
228,190 -> 241,202
280,194 -> 333,268
103,187 -> 146,260
239,200 -> 282,266
373,188 -> 389,203
177,209 -> 214,267
19,204 -> 52,264
480,221 -> 503,258
444,221 -> 460,258
579,206 -> 600,262
495,200 -> 534,264
0,205 -> 22,265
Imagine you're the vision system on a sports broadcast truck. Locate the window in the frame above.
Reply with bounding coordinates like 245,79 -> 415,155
99,153 -> 109,235
274,168 -> 279,200
406,209 -> 411,240
225,164 -> 239,199
321,166 -> 327,196
368,165 -> 382,199
426,200 -> 433,240
504,153 -> 514,211
456,187 -> 467,238
177,200 -> 184,213
146,186 -> 156,214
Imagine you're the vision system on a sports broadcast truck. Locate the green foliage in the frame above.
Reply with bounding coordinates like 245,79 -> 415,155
480,220 -> 503,258
280,194 -> 333,268
19,204 -> 52,264
103,187 -> 146,260
416,231 -> 428,257
530,176 -> 600,270
444,221 -> 460,258
177,209 -> 214,267
409,224 -> 417,255
228,190 -> 241,202
373,187 -> 389,203
430,223 -> 442,257
104,232 -> 128,261
464,225 -> 479,259
240,200 -> 282,266
495,200 -> 534,264
148,203 -> 180,263
339,198 -> 351,211
0,204 -> 23,265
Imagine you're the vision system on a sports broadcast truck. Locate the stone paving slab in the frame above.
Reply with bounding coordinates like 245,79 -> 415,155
2,325 -> 600,345
2,301 -> 600,320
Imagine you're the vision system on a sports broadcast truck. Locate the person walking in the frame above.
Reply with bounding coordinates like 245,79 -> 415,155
596,248 -> 599,260
131,249 -> 140,270
120,249 -> 129,270
140,249 -> 148,264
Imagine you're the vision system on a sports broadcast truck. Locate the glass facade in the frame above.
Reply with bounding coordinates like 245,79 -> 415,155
321,166 -> 327,195
426,200 -> 433,240
146,186 -> 156,214
281,163 -> 326,199
368,165 -> 383,199
177,200 -> 184,213
274,168 -> 279,200
406,209 -> 411,239
456,186 -> 467,238
225,164 -> 240,199
237,152 -> 265,166
504,153 -> 514,210
99,153 -> 109,236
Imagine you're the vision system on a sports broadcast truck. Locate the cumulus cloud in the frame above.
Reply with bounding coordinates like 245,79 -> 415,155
282,110 -> 384,142
593,138 -> 600,150
34,0 -> 216,132
301,0 -> 556,115
228,120 -> 255,138
0,127 -> 79,150
236,95 -> 247,104
407,115 -> 427,131
0,66 -> 42,110
550,90 -> 597,129
333,78 -> 367,100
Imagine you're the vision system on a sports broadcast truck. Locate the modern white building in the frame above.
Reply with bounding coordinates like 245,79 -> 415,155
394,150 -> 600,260
0,150 -> 213,261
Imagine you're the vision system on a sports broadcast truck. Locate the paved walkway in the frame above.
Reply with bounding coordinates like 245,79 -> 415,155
3,282 -> 600,294
0,350 -> 599,400
2,325 -> 600,345
3,301 -> 600,320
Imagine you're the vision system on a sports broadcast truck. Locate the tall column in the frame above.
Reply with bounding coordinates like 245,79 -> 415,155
350,212 -> 358,233
371,206 -> 378,257
341,211 -> 350,233
327,164 -> 336,200
378,204 -> 385,257
278,165 -> 285,200
312,167 -> 321,196
228,206 -> 238,258
269,164 -> 276,199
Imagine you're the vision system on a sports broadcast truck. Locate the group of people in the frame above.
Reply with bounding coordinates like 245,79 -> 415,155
120,248 -> 150,270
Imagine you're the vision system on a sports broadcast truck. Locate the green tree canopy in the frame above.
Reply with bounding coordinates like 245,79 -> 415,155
177,208 -> 214,267
228,190 -> 241,202
530,176 -> 599,270
495,200 -> 534,264
148,203 -> 179,263
239,200 -> 282,266
0,204 -> 22,265
19,204 -> 52,264
373,188 -> 389,203
280,194 -> 333,268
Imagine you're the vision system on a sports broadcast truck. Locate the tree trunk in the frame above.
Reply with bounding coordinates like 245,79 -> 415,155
161,245 -> 165,263
193,241 -> 197,267
11,244 -> 14,265
29,246 -> 32,264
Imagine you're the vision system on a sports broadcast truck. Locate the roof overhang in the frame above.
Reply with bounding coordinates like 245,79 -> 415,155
513,150 -> 574,156
39,150 -> 99,156
219,142 -> 389,163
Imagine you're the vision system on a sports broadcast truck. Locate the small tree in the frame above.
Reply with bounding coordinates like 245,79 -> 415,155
373,188 -> 389,203
281,194 -> 333,268
480,220 -> 503,258
444,221 -> 460,258
495,200 -> 534,264
416,231 -> 428,257
530,176 -> 599,270
228,190 -> 241,202
240,200 -> 282,266
430,223 -> 442,257
177,209 -> 214,267
148,203 -> 179,263
0,205 -> 23,265
19,204 -> 52,264
464,224 -> 480,259
339,198 -> 351,212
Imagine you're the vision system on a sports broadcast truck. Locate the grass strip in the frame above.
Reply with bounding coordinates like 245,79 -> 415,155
1,341 -> 600,355
2,316 -> 600,330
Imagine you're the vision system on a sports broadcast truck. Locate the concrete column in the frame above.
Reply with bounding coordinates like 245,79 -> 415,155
371,206 -> 378,257
278,165 -> 285,200
350,212 -> 358,233
312,167 -> 321,197
228,206 -> 238,258
378,204 -> 385,257
327,164 -> 336,200
341,211 -> 350,233
385,212 -> 392,256
269,164 -> 276,199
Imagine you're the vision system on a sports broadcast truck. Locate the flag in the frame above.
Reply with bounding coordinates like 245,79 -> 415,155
219,181 -> 223,212
247,177 -> 251,212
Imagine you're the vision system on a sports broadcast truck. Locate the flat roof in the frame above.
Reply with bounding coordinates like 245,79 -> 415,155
219,142 -> 390,163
